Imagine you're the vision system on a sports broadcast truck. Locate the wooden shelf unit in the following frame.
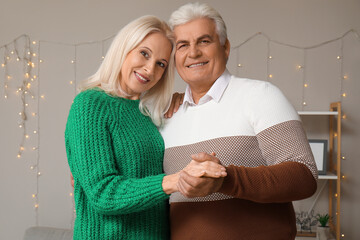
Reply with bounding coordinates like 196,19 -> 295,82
297,102 -> 342,240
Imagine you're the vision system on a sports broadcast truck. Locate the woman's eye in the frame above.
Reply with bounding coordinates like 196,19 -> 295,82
157,62 -> 166,68
141,51 -> 149,58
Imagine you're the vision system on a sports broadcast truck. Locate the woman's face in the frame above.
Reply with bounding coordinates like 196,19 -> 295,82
119,32 -> 172,99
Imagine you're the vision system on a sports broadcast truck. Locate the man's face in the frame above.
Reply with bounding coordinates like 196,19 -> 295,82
173,17 -> 230,88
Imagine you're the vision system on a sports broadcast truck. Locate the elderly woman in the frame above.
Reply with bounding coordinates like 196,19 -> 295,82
65,15 -> 226,240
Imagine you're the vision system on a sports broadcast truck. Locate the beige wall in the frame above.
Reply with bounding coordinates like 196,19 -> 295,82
1,0 -> 359,239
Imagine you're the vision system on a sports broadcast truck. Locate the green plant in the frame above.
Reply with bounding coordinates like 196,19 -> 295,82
316,213 -> 330,227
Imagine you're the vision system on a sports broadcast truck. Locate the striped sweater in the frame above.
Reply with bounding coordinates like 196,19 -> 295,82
65,89 -> 169,240
160,75 -> 318,240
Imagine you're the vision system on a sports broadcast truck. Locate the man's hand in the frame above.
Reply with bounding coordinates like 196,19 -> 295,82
164,92 -> 184,118
70,173 -> 74,188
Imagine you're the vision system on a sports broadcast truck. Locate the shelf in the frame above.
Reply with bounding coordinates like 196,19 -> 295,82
318,172 -> 338,180
298,111 -> 338,116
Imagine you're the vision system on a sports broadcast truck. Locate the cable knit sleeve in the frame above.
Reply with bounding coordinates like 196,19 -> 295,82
219,82 -> 317,203
65,90 -> 168,215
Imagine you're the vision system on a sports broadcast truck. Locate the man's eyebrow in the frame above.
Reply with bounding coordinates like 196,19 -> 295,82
175,40 -> 189,46
176,34 -> 214,46
198,34 -> 213,41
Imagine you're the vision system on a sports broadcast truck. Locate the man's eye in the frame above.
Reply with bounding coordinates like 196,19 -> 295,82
177,44 -> 188,50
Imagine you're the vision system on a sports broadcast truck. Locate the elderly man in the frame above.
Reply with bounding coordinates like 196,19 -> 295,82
160,2 -> 318,240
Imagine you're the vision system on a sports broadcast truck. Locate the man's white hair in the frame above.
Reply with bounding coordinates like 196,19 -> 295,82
169,2 -> 227,45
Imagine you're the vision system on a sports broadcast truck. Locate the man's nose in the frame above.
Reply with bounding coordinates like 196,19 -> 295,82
188,44 -> 201,58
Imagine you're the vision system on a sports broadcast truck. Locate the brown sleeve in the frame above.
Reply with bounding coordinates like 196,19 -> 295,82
219,120 -> 318,203
219,161 -> 317,203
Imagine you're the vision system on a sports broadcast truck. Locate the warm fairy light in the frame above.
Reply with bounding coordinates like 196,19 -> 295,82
1,63 -> 5,67
25,135 -> 30,139
17,57 -> 20,61
335,193 -> 338,197
268,56 -> 272,59
268,74 -> 273,78
342,114 -> 347,119
302,102 -> 307,106
69,81 -> 73,85
337,56 -> 341,59
37,172 -> 41,176
40,95 -> 45,99
70,193 -> 73,196
32,113 -> 36,116
33,130 -> 37,134
17,154 -> 21,158
342,93 -> 347,97
343,75 -> 348,79
71,60 -> 75,63
342,156 -> 346,160
297,65 -> 303,70
237,63 -> 242,67
32,194 -> 36,198
304,84 -> 308,87
34,204 -> 39,208
32,41 -> 37,45
342,175 -> 345,179
20,146 -> 25,151
27,83 -> 31,89
39,59 -> 43,63
342,233 -> 345,237
30,166 -> 35,170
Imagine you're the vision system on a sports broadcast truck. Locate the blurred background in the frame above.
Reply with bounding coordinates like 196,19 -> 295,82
1,0 -> 359,239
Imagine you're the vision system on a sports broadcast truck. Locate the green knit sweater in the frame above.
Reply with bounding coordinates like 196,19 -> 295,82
65,88 -> 170,239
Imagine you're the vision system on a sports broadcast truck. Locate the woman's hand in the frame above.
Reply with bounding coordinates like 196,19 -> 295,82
164,92 -> 184,118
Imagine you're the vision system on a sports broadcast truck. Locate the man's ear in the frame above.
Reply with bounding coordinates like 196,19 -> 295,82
224,38 -> 230,61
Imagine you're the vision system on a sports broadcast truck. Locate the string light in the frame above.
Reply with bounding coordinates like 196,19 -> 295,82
233,29 -> 360,109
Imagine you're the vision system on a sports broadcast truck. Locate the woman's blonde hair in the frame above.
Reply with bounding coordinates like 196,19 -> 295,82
79,15 -> 175,127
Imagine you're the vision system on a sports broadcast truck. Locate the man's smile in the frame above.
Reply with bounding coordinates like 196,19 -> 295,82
187,61 -> 209,68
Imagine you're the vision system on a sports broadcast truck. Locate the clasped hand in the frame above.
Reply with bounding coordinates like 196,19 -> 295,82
177,152 -> 227,198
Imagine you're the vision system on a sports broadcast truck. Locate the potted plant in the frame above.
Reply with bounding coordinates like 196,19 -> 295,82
316,213 -> 331,240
